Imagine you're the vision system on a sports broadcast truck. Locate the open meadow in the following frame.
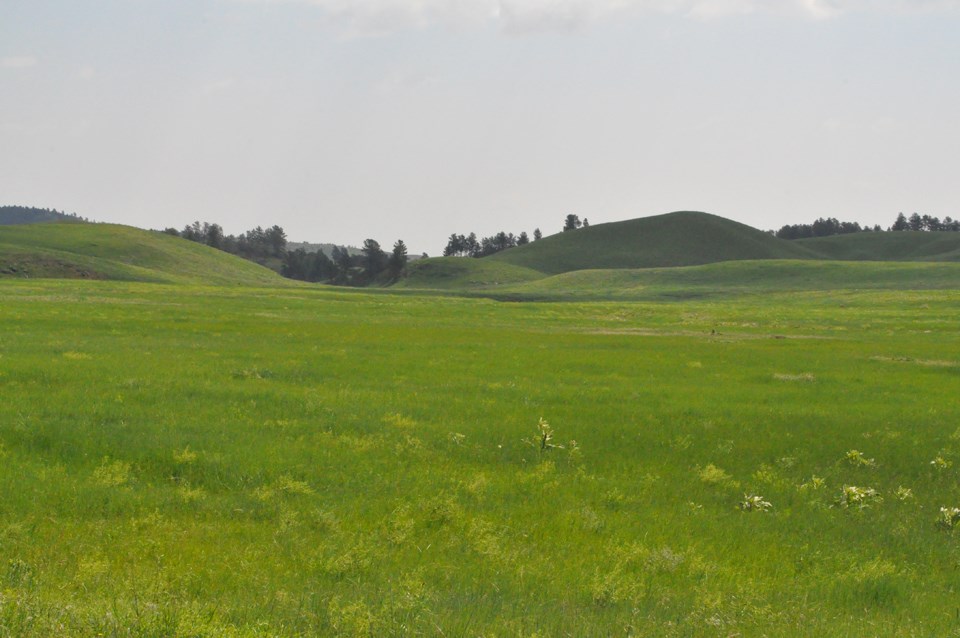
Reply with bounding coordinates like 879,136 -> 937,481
2,279 -> 960,636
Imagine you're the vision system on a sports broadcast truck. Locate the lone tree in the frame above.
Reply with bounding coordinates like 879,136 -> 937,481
361,239 -> 388,276
389,239 -> 408,277
533,228 -> 542,241
563,214 -> 582,232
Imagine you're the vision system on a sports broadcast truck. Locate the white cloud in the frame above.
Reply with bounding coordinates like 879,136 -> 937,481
1,56 -> 38,69
78,65 -> 96,80
234,0 -> 960,33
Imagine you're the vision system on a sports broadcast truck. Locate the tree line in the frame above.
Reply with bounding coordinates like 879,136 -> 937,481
443,229 -> 538,257
282,239 -> 407,285
443,213 -> 592,257
0,205 -> 89,225
165,221 -> 407,286
165,222 -> 288,260
775,213 -> 960,239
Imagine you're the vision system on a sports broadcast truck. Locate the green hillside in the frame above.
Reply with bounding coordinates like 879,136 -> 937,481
396,256 -> 544,290
798,230 -> 960,261
486,211 -> 816,274
492,259 -> 960,301
0,222 -> 292,286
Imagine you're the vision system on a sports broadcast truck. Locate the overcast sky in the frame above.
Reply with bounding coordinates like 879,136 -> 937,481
2,1 -> 958,253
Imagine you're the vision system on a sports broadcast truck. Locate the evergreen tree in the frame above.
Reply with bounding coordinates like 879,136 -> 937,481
563,214 -> 582,232
389,239 -> 408,276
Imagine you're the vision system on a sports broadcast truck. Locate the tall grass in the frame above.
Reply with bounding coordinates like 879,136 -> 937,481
1,280 -> 959,635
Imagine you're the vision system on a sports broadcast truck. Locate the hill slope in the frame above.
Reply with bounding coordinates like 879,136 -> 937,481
486,211 -> 817,274
395,256 -> 544,290
0,223 -> 292,286
798,231 -> 960,261
491,259 -> 960,300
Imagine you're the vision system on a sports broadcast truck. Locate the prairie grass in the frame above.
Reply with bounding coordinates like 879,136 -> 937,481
0,280 -> 959,635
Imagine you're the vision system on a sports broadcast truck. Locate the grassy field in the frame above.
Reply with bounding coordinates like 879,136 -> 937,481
2,278 -> 960,636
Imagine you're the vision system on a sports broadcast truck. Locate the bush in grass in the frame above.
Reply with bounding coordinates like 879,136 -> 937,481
834,485 -> 882,510
936,507 -> 960,531
699,464 -> 739,489
845,450 -> 876,468
739,494 -> 772,512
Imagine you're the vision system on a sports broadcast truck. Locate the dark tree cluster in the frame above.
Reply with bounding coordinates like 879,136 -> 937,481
890,212 -> 960,232
563,214 -> 589,231
774,217 -> 880,239
776,213 -> 959,239
165,221 -> 409,286
282,239 -> 407,285
0,205 -> 88,225
166,222 -> 288,261
443,228 -> 537,258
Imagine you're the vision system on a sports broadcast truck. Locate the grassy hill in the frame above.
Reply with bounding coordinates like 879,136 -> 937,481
395,256 -> 544,290
486,211 -> 816,274
0,222 -> 292,286
798,230 -> 960,261
491,259 -> 960,301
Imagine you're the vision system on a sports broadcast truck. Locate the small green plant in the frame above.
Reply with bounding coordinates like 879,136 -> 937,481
739,494 -> 772,512
798,475 -> 826,492
530,418 -> 564,452
931,455 -> 952,471
936,507 -> 960,530
845,449 -> 876,467
895,486 -> 914,501
834,485 -> 882,509
699,464 -> 739,488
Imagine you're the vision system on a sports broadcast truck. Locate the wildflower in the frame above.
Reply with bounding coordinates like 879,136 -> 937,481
937,507 -> 960,530
894,486 -> 914,501
739,494 -> 772,512
931,456 -> 952,471
845,450 -> 876,467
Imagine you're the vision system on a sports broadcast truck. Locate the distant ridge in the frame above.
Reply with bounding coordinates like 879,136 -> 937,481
486,211 -> 816,274
798,231 -> 960,262
0,205 -> 89,225
399,210 -> 960,294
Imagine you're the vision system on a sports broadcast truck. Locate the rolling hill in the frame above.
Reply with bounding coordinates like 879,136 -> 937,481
485,211 -> 817,274
395,256 -> 544,290
400,211 -> 960,295
798,230 -> 960,261
0,222 -> 293,286
489,259 -> 960,301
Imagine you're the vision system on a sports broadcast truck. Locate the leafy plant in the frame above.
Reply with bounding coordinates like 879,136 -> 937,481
845,450 -> 876,468
529,417 -> 564,452
834,485 -> 882,509
936,507 -> 960,530
739,494 -> 772,512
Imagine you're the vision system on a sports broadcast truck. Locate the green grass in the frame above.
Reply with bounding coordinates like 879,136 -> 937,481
396,256 -> 545,290
490,259 -> 960,300
799,230 -> 960,261
2,279 -> 960,636
0,223 -> 292,286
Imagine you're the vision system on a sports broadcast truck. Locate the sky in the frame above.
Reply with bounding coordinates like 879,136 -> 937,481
2,0 -> 959,254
